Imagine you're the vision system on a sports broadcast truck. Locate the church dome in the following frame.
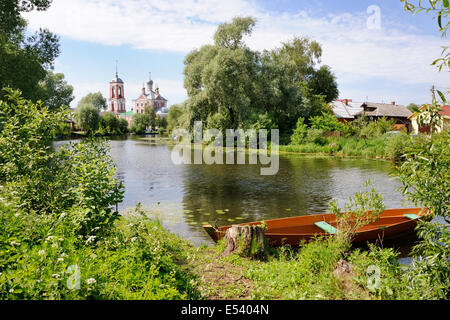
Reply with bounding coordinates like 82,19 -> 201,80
111,77 -> 123,83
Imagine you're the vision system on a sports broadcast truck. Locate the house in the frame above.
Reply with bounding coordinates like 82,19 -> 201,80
331,100 -> 412,131
408,104 -> 450,134
331,99 -> 364,122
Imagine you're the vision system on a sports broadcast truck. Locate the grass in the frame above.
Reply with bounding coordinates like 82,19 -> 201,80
280,136 -> 389,160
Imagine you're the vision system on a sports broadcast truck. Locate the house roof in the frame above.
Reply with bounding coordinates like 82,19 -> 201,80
357,102 -> 412,118
331,100 -> 364,119
119,111 -> 134,117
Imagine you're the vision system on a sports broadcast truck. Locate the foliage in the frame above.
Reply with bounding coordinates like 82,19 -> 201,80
130,113 -> 150,134
167,103 -> 185,131
99,112 -> 128,135
0,1 -> 59,101
385,131 -> 411,162
0,89 -> 199,299
307,65 -> 339,103
290,117 -> 308,145
78,92 -> 107,112
395,130 -> 450,299
329,181 -> 385,241
407,103 -> 420,113
144,104 -> 157,128
416,103 -> 444,134
0,205 -> 200,299
183,17 -> 338,136
398,131 -> 449,220
309,112 -> 345,133
74,103 -> 99,133
36,71 -> 74,111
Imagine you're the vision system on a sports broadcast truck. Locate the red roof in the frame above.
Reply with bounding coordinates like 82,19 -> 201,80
439,105 -> 450,117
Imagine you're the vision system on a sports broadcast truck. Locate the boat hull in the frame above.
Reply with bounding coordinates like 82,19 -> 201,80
203,208 -> 431,246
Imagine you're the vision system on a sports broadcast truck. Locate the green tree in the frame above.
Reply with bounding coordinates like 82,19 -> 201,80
75,104 -> 100,133
78,92 -> 107,111
167,103 -> 185,131
36,71 -> 74,110
307,65 -> 339,103
130,113 -> 150,134
117,118 -> 129,134
144,103 -> 157,129
99,112 -> 119,135
407,102 -> 420,113
0,1 -> 60,101
184,17 -> 259,131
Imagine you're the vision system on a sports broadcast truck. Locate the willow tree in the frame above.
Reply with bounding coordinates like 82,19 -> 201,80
183,16 -> 337,137
184,17 -> 259,130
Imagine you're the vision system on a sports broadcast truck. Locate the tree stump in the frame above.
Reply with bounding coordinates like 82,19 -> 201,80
222,225 -> 267,260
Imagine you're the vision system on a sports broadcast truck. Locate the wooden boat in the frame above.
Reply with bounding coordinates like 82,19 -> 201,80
203,207 -> 432,246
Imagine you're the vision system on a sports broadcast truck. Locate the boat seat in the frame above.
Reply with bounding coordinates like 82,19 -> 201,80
404,214 -> 420,220
314,221 -> 337,234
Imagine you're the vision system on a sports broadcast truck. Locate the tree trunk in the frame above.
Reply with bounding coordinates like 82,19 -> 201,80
222,225 -> 267,260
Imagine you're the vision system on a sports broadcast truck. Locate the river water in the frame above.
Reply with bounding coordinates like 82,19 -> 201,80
99,137 -> 413,247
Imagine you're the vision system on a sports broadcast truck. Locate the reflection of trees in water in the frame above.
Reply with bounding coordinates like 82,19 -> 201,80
180,154 -> 346,226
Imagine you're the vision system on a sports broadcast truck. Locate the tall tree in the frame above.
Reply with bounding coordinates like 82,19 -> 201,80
307,65 -> 339,103
184,17 -> 259,130
37,71 -> 74,110
78,92 -> 107,111
0,0 -> 60,101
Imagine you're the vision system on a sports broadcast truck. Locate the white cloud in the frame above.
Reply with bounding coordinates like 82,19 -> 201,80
24,0 -> 449,105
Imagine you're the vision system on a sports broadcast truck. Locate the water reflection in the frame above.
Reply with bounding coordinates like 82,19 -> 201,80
97,138 -> 412,245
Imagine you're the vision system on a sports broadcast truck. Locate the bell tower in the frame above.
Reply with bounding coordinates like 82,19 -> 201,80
108,61 -> 126,113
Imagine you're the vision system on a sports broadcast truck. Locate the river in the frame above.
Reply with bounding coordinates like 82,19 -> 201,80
100,137 -> 413,247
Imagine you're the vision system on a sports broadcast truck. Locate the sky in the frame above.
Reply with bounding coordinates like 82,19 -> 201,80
22,0 -> 449,109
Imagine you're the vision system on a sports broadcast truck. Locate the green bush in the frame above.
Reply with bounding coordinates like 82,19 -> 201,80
385,132 -> 410,161
0,90 -> 200,299
309,112 -> 344,133
306,128 -> 327,145
290,117 -> 308,145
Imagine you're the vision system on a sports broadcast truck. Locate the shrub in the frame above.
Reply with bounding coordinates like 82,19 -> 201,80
306,128 -> 327,145
385,131 -> 410,161
309,112 -> 344,133
290,117 -> 308,145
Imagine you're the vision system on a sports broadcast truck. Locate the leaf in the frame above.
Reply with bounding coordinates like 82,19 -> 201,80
436,90 -> 446,103
443,0 -> 449,8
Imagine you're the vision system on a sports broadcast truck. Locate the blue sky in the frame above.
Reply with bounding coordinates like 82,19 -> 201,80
23,0 -> 449,109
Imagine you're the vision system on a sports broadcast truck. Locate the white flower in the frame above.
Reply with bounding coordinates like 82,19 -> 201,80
86,278 -> 96,285
10,241 -> 20,246
38,250 -> 45,255
52,273 -> 61,279
57,258 -> 64,262
86,236 -> 96,244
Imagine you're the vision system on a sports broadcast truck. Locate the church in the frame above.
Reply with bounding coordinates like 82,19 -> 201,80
107,71 -> 168,125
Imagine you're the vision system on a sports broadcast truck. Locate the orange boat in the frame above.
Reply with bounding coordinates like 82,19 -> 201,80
203,207 -> 432,246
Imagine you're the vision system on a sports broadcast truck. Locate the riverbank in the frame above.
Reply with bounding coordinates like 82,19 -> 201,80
134,132 -> 410,162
